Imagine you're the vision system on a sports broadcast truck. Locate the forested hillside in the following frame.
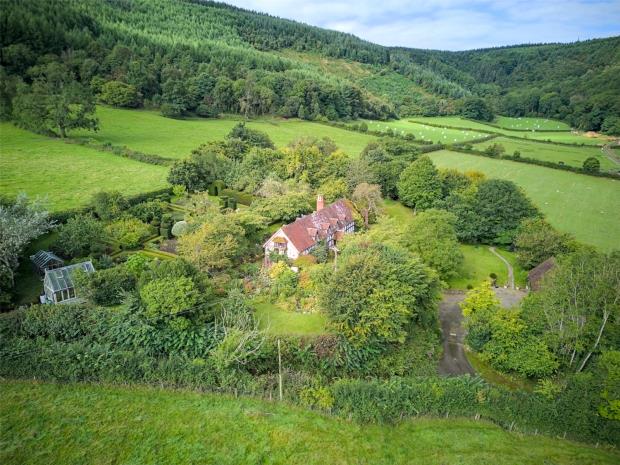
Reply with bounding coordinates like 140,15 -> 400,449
0,0 -> 618,132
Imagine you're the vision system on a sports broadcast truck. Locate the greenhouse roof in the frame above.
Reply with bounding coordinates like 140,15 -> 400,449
30,250 -> 64,270
44,261 -> 95,292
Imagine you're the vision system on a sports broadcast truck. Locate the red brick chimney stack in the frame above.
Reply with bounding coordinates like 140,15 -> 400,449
316,194 -> 324,211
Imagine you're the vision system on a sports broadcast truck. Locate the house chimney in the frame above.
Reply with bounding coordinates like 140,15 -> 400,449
316,194 -> 324,211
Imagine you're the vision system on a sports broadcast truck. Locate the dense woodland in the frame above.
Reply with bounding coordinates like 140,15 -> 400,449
1,0 -> 619,132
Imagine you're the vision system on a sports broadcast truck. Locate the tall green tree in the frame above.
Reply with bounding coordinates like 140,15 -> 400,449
397,156 -> 441,211
13,62 -> 98,137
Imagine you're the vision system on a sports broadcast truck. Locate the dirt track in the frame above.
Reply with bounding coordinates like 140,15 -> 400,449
438,292 -> 474,376
438,289 -> 527,376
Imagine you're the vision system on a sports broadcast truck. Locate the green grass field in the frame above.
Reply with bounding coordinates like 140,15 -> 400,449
429,150 -> 620,251
0,123 -> 169,211
410,116 -> 609,145
2,381 -> 617,465
493,116 -> 571,131
73,106 -> 376,159
364,119 -> 487,143
253,298 -> 328,336
474,137 -> 616,170
447,245 -> 526,289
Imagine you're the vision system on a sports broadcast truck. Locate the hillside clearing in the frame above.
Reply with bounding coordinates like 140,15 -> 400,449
428,150 -> 620,251
1,381 -> 617,465
0,123 -> 169,211
493,116 -> 571,131
72,106 -> 377,159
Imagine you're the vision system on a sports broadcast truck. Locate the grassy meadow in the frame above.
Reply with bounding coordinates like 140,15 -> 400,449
2,381 -> 618,465
410,116 -> 610,145
0,123 -> 169,211
363,119 -> 487,143
493,116 -> 571,131
429,150 -> 620,251
73,106 -> 377,159
474,136 -> 616,170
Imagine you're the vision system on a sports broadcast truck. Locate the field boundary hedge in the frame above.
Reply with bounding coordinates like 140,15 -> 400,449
65,138 -> 174,166
445,146 -> 620,180
49,187 -> 173,223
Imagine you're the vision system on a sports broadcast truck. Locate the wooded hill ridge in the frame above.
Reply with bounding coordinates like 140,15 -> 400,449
1,0 -> 619,132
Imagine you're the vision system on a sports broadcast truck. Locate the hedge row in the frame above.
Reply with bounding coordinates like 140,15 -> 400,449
49,187 -> 173,223
65,139 -> 174,165
331,376 -> 620,446
447,146 -> 620,180
2,335 -> 617,446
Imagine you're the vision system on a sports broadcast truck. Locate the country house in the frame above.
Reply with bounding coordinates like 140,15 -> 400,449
263,195 -> 355,260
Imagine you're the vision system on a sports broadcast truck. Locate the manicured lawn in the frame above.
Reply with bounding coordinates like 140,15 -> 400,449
2,381 -> 617,465
429,150 -> 620,251
447,245 -> 525,289
493,116 -> 571,131
363,119 -> 487,144
253,298 -> 328,336
72,106 -> 376,159
474,137 -> 616,170
410,116 -> 609,145
382,198 -> 415,223
0,123 -> 169,211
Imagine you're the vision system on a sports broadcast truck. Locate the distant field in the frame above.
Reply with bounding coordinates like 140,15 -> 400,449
410,116 -> 609,145
2,381 -> 617,465
474,137 -> 616,170
364,119 -> 487,144
73,106 -> 376,159
253,298 -> 328,336
493,116 -> 571,131
0,124 -> 169,211
429,150 -> 620,251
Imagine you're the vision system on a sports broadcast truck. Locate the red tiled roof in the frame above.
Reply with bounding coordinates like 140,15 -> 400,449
280,199 -> 355,252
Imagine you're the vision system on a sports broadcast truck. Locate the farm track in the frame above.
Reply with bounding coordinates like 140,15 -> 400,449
602,143 -> 620,167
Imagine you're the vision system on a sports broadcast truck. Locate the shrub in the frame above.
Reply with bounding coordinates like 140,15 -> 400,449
583,156 -> 600,173
139,276 -> 201,319
91,191 -> 129,221
106,217 -> 153,249
73,266 -> 136,306
129,200 -> 165,223
55,214 -> 107,258
171,220 -> 189,237
98,81 -> 141,107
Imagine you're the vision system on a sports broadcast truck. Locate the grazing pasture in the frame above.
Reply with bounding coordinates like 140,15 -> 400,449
474,137 -> 616,170
363,119 -> 487,144
410,116 -> 609,145
493,116 -> 571,131
0,124 -> 169,211
429,150 -> 620,251
2,381 -> 617,465
73,106 -> 377,159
